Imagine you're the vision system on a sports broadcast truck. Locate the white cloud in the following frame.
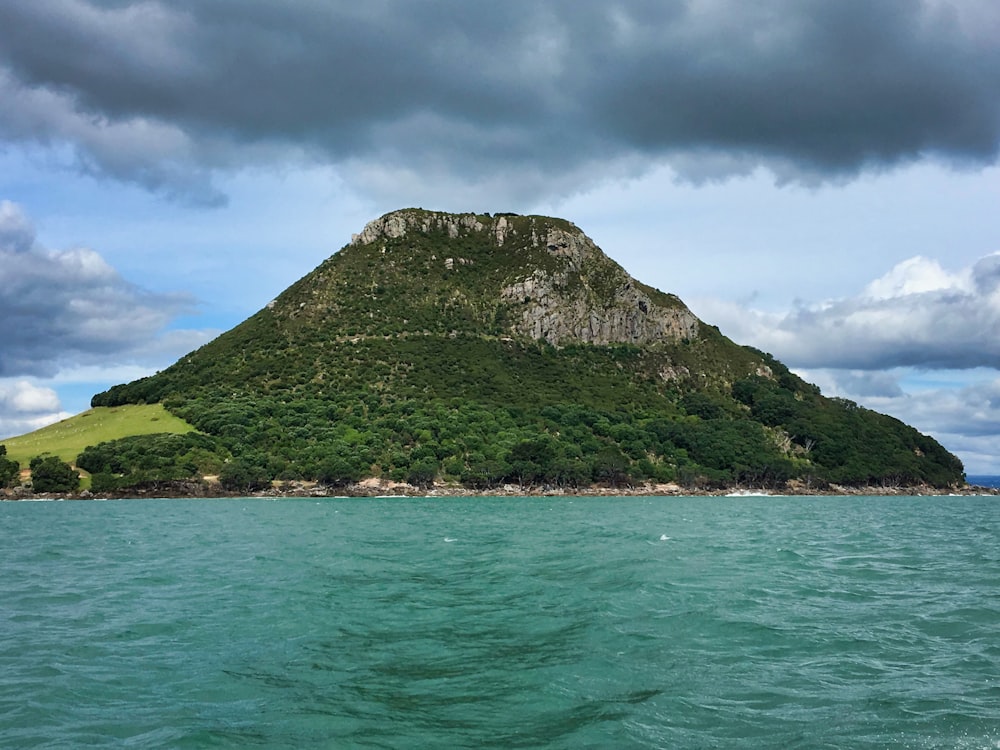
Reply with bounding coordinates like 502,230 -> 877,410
861,256 -> 970,300
694,252 -> 1000,370
0,379 -> 71,440
0,199 -> 35,252
0,379 -> 59,413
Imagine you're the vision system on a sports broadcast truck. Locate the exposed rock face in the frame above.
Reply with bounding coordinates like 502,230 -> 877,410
350,208 -> 699,347
352,210 -> 484,245
498,225 -> 698,346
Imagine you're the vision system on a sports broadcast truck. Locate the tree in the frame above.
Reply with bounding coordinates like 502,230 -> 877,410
506,437 -> 557,486
550,455 -> 591,488
460,455 -> 510,489
751,393 -> 800,426
219,458 -> 271,493
316,455 -> 362,487
591,446 -> 630,487
29,456 -> 79,493
89,472 -> 120,493
680,392 -> 727,420
0,445 -> 20,488
406,457 -> 438,489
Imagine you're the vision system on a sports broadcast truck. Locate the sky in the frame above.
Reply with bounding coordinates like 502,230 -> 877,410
2,0 -> 1000,473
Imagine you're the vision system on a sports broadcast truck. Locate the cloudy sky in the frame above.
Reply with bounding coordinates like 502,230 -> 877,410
2,0 -> 1000,473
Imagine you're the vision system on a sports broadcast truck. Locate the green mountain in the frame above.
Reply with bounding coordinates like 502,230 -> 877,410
89,209 -> 963,492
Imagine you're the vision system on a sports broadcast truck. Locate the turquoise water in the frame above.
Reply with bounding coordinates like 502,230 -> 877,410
2,495 -> 998,748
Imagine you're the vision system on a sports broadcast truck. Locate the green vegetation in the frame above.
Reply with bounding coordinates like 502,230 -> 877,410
81,210 -> 963,492
218,458 -> 273,494
0,209 -> 949,497
89,355 -> 961,491
29,456 -> 79,493
77,433 -> 230,493
0,445 -> 20,488
2,404 -> 195,468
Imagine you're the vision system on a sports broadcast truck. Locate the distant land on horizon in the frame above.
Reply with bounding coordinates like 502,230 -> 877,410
966,475 -> 1000,489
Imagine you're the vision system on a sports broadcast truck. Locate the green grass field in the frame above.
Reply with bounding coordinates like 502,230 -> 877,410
1,403 -> 196,468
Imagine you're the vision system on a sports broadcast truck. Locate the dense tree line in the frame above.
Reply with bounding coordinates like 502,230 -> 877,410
0,445 -> 19,488
77,433 -> 230,492
84,381 -> 963,492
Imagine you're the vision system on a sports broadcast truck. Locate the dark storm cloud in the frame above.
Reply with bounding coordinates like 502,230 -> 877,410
0,0 -> 997,201
0,201 -> 194,376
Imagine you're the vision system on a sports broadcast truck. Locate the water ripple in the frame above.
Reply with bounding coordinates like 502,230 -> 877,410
1,495 -> 998,748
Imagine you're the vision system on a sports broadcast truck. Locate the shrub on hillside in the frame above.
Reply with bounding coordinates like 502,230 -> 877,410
0,445 -> 20,488
29,456 -> 79,493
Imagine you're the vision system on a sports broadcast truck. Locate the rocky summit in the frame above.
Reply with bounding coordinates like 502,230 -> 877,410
87,209 -> 964,494
348,210 -> 698,347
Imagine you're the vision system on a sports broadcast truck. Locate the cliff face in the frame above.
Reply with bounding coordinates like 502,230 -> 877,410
349,209 -> 699,347
497,225 -> 698,346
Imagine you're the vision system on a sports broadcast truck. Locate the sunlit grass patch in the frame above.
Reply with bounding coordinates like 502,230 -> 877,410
2,403 -> 195,467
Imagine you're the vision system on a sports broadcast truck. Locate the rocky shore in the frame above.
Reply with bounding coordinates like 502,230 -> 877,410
3,478 -> 998,501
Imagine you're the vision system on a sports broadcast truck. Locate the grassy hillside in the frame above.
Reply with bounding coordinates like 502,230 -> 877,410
2,404 -> 196,467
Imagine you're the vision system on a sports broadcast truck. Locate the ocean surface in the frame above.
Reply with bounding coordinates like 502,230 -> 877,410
2,495 -> 998,749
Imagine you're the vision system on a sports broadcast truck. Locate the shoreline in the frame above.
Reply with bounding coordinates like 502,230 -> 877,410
3,479 -> 998,501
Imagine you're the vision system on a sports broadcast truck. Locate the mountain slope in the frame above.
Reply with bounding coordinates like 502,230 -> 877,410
90,209 -> 964,491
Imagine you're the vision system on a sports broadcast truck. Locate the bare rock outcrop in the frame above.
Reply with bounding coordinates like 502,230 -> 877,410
352,209 -> 486,246
500,226 -> 699,346
350,208 -> 699,347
